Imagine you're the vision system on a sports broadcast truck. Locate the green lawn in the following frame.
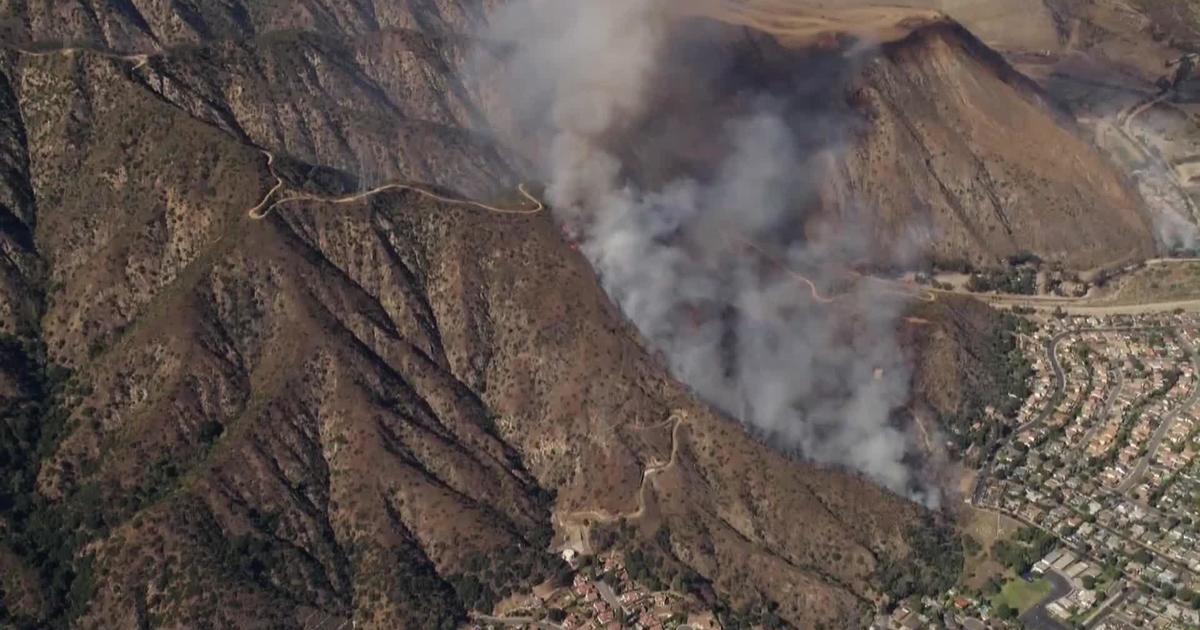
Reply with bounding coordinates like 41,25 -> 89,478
992,577 -> 1053,614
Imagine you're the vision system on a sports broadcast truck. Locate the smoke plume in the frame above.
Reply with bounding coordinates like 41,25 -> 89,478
1134,164 -> 1200,252
485,0 -> 935,505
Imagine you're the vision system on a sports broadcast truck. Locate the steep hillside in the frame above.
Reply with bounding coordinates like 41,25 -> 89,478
901,296 -> 1032,458
0,0 -> 493,51
680,0 -> 947,47
839,22 -> 1157,270
0,2 -> 1158,629
0,9 -> 964,630
0,1 -> 1165,272
480,9 -> 1157,273
647,1 -> 1165,271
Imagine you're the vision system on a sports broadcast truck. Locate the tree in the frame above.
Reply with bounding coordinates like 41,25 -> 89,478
983,578 -> 1003,596
198,420 -> 224,443
995,603 -> 1017,620
963,534 -> 982,557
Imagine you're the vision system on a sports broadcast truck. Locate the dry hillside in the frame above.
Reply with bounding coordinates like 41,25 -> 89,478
0,1 -> 1165,629
0,3 -> 966,629
839,22 -> 1156,270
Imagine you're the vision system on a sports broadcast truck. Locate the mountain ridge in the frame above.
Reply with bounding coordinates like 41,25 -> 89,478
0,2 -> 1169,629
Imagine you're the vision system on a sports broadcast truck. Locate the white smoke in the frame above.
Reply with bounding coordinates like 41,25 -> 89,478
485,0 -> 935,505
1134,167 -> 1200,252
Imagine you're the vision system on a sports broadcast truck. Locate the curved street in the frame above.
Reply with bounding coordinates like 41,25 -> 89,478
1032,331 -> 1071,433
973,329 -> 1069,504
973,326 -> 1176,504
973,323 -> 1200,628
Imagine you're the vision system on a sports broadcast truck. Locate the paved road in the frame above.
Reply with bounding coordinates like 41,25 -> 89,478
1119,91 -> 1200,223
945,287 -> 1200,315
1028,331 -> 1072,432
1116,336 -> 1200,494
1069,494 -> 1200,581
983,500 -> 1195,624
1018,570 -> 1072,630
1056,299 -> 1200,315
987,504 -> 1169,594
972,326 -> 1175,505
596,580 -> 624,616
973,331 -> 1069,504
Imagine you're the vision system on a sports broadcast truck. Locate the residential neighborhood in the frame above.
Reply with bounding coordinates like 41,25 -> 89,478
966,311 -> 1200,629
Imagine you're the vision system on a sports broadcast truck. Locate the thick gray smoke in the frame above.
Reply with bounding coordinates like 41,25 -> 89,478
486,0 -> 935,505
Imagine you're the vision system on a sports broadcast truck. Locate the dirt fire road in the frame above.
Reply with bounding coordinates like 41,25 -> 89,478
5,44 -> 151,70
732,234 -> 937,304
243,151 -> 543,220
554,413 -> 689,553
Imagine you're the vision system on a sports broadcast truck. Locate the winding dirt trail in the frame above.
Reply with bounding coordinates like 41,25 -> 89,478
243,151 -> 543,220
1114,89 -> 1200,224
246,151 -> 286,219
1121,92 -> 1169,137
732,233 -> 937,304
732,235 -> 839,304
261,182 -> 544,218
18,44 -> 1190,316
5,45 -> 928,311
0,45 -> 1093,314
5,44 -> 151,69
554,413 -> 689,552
